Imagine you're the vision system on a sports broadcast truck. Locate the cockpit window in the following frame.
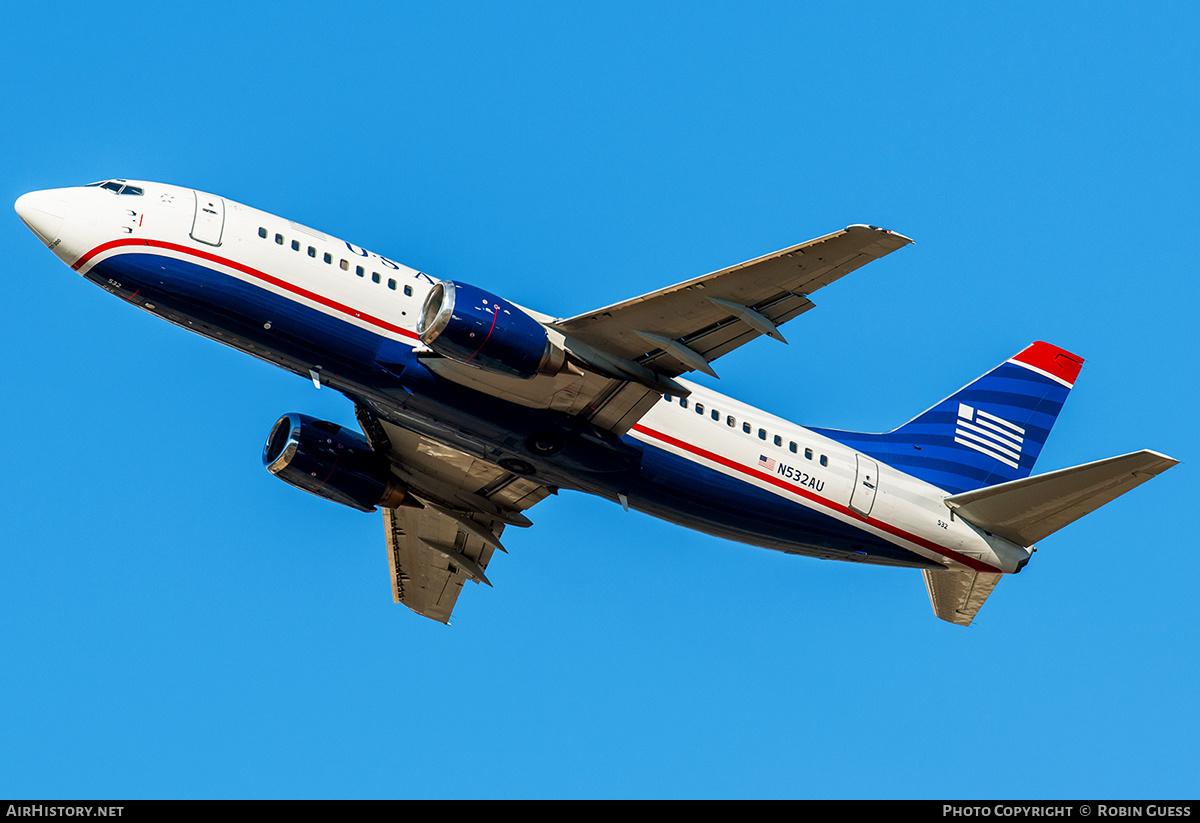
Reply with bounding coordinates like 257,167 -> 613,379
86,179 -> 143,196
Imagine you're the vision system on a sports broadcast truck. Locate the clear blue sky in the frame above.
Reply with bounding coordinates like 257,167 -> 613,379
2,2 -> 1196,799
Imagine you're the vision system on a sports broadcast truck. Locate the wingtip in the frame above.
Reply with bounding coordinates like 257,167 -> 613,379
1140,450 -> 1181,472
846,224 -> 915,245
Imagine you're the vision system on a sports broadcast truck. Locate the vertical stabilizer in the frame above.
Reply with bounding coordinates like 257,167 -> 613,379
811,342 -> 1084,494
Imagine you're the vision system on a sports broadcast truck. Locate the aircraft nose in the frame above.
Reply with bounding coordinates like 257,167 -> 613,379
15,189 -> 68,245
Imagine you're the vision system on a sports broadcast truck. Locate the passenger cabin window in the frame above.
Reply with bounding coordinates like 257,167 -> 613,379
258,227 -> 267,239
727,416 -> 736,427
275,234 -> 284,245
324,252 -> 332,264
388,279 -> 397,290
291,240 -> 300,251
404,285 -> 413,297
711,409 -> 719,421
774,435 -> 782,447
742,422 -> 751,434
758,428 -> 767,441
695,403 -> 704,415
789,442 -> 798,453
820,455 -> 828,467
805,448 -> 813,460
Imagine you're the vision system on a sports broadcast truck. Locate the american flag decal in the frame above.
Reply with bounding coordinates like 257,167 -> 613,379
758,455 -> 776,471
954,403 -> 1024,469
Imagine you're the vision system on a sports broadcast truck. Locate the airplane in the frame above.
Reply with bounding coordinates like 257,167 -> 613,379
15,179 -> 1178,626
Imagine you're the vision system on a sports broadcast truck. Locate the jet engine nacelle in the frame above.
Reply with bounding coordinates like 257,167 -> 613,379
263,413 -> 406,512
417,280 -> 565,379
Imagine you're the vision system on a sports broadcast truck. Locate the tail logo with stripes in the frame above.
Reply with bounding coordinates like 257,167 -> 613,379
955,403 -> 1025,470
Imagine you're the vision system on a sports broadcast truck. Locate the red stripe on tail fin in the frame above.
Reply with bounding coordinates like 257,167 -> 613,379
1010,341 -> 1084,388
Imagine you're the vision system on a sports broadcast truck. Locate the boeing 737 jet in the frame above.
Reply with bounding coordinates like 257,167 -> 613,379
15,180 -> 1177,625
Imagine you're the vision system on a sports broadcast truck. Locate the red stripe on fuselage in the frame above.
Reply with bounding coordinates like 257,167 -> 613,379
72,238 -> 420,341
629,423 -> 1003,573
73,239 -> 1002,573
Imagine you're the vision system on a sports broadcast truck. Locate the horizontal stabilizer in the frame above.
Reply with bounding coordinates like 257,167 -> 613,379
923,569 -> 1003,626
944,450 -> 1178,547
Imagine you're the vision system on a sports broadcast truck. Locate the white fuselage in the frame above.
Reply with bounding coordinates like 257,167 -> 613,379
16,180 -> 1031,576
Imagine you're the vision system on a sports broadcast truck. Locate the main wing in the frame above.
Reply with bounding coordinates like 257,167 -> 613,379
554,225 -> 912,378
416,225 -> 911,436
358,226 -> 912,621
356,405 -> 552,623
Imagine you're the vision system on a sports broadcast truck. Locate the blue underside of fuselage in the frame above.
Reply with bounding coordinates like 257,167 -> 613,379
622,445 -> 937,567
84,251 -> 938,570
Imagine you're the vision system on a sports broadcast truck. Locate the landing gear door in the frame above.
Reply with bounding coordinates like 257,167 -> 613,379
190,191 -> 225,246
850,454 -> 879,517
